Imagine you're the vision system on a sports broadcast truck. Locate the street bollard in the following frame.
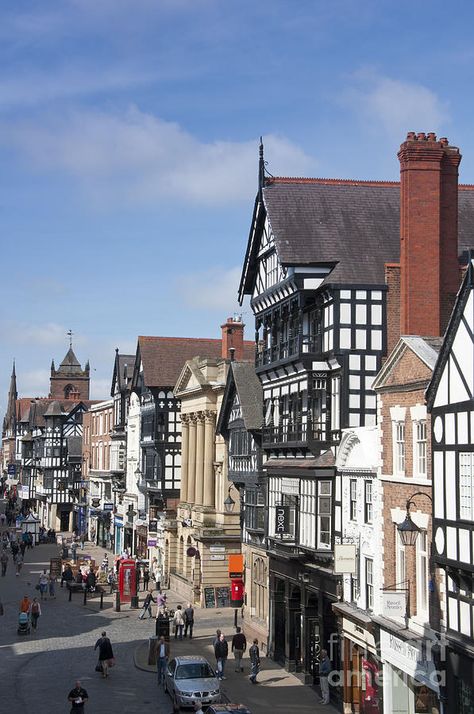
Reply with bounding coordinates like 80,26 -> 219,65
100,591 -> 104,610
115,591 -> 120,612
68,587 -> 72,602
83,588 -> 87,606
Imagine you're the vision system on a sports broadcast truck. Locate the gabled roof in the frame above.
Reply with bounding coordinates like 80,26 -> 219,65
217,361 -> 263,436
57,347 -> 82,373
239,178 -> 474,299
18,398 -> 98,428
426,260 -> 474,409
111,350 -> 135,396
372,335 -> 443,391
134,336 -> 254,389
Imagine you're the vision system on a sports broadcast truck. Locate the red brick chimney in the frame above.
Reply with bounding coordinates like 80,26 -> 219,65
398,131 -> 462,336
221,316 -> 245,360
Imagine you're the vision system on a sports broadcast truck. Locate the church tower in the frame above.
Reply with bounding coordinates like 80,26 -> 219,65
49,335 -> 90,401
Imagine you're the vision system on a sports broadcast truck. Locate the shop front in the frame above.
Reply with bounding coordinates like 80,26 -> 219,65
333,604 -> 382,714
269,551 -> 341,701
135,524 -> 148,559
380,629 -> 440,714
445,645 -> 474,714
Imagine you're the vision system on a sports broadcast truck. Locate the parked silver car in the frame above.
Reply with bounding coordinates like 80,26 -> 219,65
164,655 -> 221,709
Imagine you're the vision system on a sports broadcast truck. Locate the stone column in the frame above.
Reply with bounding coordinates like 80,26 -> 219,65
203,410 -> 216,508
187,415 -> 197,505
195,413 -> 205,505
180,415 -> 189,502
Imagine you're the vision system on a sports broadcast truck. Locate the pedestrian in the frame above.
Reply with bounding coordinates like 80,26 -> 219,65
20,540 -> 26,557
214,633 -> 228,680
48,573 -> 56,599
231,627 -> 247,672
319,648 -> 331,705
173,605 -> 185,640
184,602 -> 194,639
71,541 -> 78,563
157,635 -> 170,685
67,680 -> 88,713
19,594 -> 31,613
86,567 -> 96,592
38,569 -> 49,599
94,631 -> 115,679
80,533 -> 86,550
139,591 -> 156,619
249,639 -> 260,684
1,549 -> 8,576
27,531 -> 33,549
157,590 -> 167,609
29,597 -> 42,630
61,563 -> 74,588
15,552 -> 23,576
143,565 -> 150,591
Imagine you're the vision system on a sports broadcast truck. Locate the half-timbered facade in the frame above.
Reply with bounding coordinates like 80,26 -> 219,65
217,360 -> 268,649
427,261 -> 474,713
83,399 -> 114,547
237,134 -> 474,696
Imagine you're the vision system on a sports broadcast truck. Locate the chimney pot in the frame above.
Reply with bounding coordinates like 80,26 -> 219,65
439,137 -> 449,146
427,132 -> 437,142
417,132 -> 426,141
406,131 -> 416,140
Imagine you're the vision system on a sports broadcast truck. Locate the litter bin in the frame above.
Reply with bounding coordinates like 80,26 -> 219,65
148,636 -> 158,665
130,595 -> 139,609
155,615 -> 170,640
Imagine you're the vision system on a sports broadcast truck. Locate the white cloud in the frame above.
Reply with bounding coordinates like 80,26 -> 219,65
2,322 -> 72,347
1,107 -> 316,206
176,265 -> 243,313
343,71 -> 450,137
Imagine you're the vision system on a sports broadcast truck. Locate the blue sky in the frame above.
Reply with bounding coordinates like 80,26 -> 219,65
1,0 -> 474,414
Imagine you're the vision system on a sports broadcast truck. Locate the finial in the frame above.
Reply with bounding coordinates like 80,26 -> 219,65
67,329 -> 73,348
259,136 -> 265,193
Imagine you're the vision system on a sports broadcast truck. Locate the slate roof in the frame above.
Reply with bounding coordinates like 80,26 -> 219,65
57,347 -> 83,374
240,178 -> 474,295
231,362 -> 263,431
138,336 -> 255,388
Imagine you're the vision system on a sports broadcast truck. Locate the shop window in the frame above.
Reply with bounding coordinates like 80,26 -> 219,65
251,556 -> 267,621
317,481 -> 331,549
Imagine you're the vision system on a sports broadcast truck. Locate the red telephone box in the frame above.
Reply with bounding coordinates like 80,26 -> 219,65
231,579 -> 244,608
118,559 -> 137,603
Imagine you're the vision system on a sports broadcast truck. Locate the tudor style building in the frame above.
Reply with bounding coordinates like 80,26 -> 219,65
237,134 -> 474,695
426,260 -> 474,713
217,360 -> 267,649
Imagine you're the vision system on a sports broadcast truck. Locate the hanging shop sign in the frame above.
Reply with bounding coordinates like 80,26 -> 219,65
275,505 -> 292,537
334,544 -> 357,574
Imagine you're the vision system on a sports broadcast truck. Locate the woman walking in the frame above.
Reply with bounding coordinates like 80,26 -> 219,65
30,597 -> 42,631
94,631 -> 114,679
38,569 -> 49,600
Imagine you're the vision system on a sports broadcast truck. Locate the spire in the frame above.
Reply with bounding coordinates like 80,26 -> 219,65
5,361 -> 18,432
51,359 -> 55,373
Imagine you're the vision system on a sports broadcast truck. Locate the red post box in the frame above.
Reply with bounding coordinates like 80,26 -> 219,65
118,559 -> 137,603
231,579 -> 244,608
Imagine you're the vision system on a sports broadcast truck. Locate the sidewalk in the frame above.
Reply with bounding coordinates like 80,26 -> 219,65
133,586 -> 338,713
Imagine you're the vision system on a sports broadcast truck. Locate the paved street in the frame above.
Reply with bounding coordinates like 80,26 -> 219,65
0,537 -> 337,713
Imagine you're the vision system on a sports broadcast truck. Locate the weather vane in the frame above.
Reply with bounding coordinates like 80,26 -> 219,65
67,329 -> 73,348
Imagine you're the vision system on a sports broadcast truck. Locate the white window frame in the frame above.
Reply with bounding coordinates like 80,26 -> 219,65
393,421 -> 405,476
364,480 -> 373,524
459,452 -> 474,520
349,479 -> 357,521
413,420 -> 427,478
365,557 -> 374,611
300,479 -> 316,548
415,530 -> 429,622
317,480 -> 332,550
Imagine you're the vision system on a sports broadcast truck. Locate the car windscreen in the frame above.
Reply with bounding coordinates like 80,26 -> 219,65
175,663 -> 214,680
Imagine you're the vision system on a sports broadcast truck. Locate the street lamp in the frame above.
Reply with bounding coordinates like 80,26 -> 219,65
224,484 -> 237,514
397,491 -> 433,546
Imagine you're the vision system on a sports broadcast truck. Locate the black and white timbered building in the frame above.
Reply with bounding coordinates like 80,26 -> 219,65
238,149 -> 405,686
217,360 -> 268,649
427,260 -> 474,713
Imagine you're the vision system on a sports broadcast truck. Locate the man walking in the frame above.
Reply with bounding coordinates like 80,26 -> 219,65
231,627 -> 247,672
157,635 -> 170,685
249,639 -> 260,684
214,633 -> 228,680
68,680 -> 88,713
184,602 -> 194,639
94,631 -> 114,679
319,648 -> 331,705
1,550 -> 8,576
139,591 -> 156,619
